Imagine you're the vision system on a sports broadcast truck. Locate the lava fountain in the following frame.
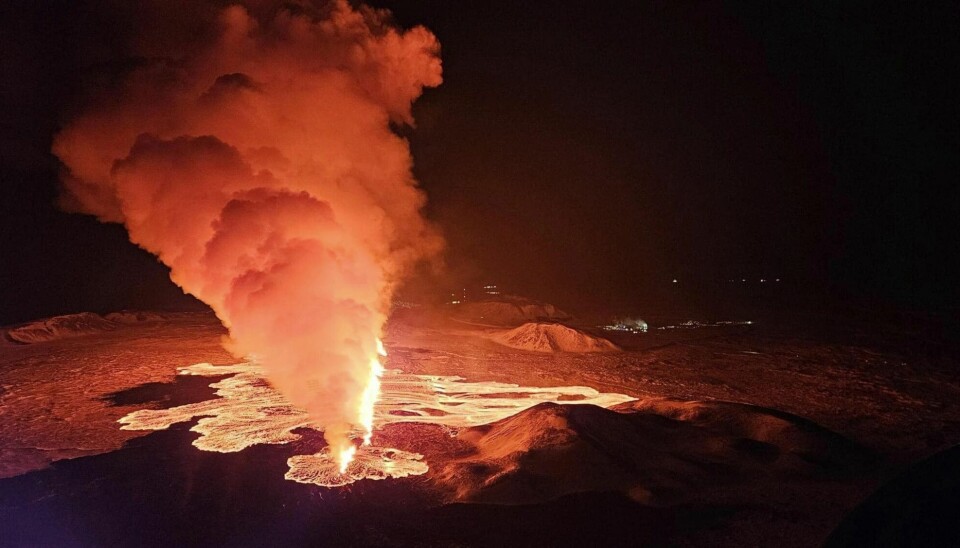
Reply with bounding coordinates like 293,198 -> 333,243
53,0 -> 442,460
339,338 -> 387,473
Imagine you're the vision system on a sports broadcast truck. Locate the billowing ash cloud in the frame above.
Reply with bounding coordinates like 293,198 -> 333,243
53,0 -> 443,457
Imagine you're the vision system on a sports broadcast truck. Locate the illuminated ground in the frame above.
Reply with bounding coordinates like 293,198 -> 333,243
1,308 -> 959,546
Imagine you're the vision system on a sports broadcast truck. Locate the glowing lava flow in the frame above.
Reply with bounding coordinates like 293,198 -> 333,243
338,338 -> 387,474
119,361 -> 635,487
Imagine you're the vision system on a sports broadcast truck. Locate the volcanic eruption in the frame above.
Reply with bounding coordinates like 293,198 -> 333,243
52,0 -> 443,471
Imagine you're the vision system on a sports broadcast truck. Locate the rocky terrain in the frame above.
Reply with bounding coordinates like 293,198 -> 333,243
1,305 -> 958,546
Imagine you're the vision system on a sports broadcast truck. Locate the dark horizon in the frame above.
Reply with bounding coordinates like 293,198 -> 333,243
2,0 -> 958,325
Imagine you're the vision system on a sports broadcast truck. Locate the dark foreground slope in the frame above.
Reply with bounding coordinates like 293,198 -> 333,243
825,444 -> 960,548
3,308 -> 960,546
0,421 -> 730,548
0,390 -> 882,548
437,399 -> 873,505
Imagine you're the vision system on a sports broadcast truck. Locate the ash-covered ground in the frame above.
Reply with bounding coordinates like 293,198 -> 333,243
1,302 -> 959,547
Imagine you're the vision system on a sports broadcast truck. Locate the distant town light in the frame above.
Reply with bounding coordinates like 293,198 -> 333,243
601,318 -> 648,333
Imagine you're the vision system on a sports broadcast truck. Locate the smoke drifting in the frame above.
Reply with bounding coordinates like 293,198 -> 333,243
53,1 -> 442,460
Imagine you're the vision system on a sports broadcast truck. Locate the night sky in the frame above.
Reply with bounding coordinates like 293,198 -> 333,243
2,1 -> 958,324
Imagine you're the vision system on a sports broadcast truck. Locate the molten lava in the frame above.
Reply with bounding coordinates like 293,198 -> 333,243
120,361 -> 635,487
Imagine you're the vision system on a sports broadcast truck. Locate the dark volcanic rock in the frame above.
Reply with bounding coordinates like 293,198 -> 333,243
435,399 -> 874,505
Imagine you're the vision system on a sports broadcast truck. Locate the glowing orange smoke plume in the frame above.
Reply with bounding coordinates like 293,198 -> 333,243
52,0 -> 442,467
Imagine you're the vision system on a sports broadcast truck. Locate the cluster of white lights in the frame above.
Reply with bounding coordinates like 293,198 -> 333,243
657,320 -> 753,330
601,318 -> 648,334
672,278 -> 783,284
